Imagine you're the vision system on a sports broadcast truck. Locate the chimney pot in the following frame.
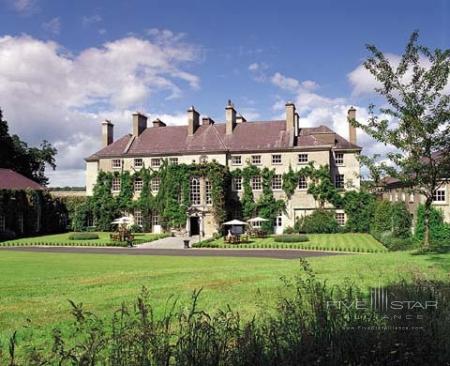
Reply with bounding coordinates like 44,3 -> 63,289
225,100 -> 237,135
132,112 -> 147,137
347,107 -> 357,144
285,102 -> 296,133
188,106 -> 200,136
102,120 -> 114,147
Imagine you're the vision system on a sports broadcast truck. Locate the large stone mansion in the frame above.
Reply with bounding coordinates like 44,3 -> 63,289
85,101 -> 362,237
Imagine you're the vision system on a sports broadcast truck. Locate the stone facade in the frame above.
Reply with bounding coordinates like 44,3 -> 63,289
85,102 -> 362,237
381,181 -> 450,226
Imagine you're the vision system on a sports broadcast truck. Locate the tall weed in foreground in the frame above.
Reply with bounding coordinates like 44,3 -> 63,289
4,259 -> 450,365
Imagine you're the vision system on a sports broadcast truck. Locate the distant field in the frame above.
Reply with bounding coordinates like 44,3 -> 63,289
202,233 -> 387,253
1,232 -> 165,246
0,249 -> 448,344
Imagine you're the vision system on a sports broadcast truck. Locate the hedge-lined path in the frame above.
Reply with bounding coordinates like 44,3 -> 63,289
0,246 -> 346,259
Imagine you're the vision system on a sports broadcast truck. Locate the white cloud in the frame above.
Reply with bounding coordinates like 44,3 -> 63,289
9,0 -> 36,14
82,14 -> 102,27
0,33 -> 200,186
42,17 -> 61,35
348,53 -> 450,96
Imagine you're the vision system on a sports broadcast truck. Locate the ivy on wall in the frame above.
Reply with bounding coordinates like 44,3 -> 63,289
0,189 -> 67,239
84,160 -> 347,233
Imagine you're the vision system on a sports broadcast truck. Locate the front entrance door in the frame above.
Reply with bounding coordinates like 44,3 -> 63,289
274,215 -> 283,235
190,217 -> 200,236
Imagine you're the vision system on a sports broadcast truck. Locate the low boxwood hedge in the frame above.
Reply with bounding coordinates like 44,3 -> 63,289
274,234 -> 309,243
68,233 -> 100,240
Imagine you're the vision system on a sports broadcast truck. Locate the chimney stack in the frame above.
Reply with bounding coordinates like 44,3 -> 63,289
187,106 -> 200,136
347,107 -> 357,144
152,118 -> 166,128
285,102 -> 296,133
102,120 -> 114,147
225,100 -> 236,135
132,112 -> 147,137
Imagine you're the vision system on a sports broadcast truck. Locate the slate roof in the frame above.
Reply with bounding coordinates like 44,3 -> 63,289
0,169 -> 44,190
86,120 -> 361,161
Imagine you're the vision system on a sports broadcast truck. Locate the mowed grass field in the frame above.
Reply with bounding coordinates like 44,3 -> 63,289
1,249 -> 449,343
1,232 -> 164,246
207,233 -> 387,252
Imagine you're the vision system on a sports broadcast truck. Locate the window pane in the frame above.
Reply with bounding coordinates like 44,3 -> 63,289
272,175 -> 282,190
298,154 -> 308,164
190,178 -> 201,205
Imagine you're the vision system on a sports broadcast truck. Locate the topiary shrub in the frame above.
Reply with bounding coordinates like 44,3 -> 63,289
298,210 -> 339,233
391,202 -> 412,239
68,232 -> 100,240
371,200 -> 393,233
274,234 -> 309,243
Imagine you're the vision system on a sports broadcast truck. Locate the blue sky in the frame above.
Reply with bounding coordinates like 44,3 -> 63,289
0,0 -> 448,185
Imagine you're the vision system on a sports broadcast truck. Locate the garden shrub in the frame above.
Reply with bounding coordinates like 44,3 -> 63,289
371,200 -> 392,233
343,191 -> 375,232
415,205 -> 450,249
129,224 -> 143,233
391,202 -> 412,239
297,209 -> 339,233
274,234 -> 309,243
283,226 -> 296,234
68,232 -> 100,240
0,229 -> 16,242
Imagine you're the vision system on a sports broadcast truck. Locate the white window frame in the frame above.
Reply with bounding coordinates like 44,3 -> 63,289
134,178 -> 143,192
205,180 -> 212,205
252,176 -> 262,191
233,177 -> 242,191
169,157 -> 178,165
298,153 -> 308,164
151,176 -> 160,192
112,159 -> 122,169
409,192 -> 415,203
335,153 -> 344,166
231,155 -> 242,165
190,177 -> 201,205
0,215 -> 5,232
433,188 -> 446,203
112,177 -> 121,192
151,158 -> 161,167
335,174 -> 344,189
152,215 -> 160,226
298,176 -> 308,190
271,154 -> 282,165
134,209 -> 143,226
251,155 -> 261,165
335,212 -> 345,226
134,158 -> 143,168
272,175 -> 282,190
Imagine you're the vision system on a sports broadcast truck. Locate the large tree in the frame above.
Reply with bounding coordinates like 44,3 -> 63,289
0,109 -> 57,186
351,32 -> 450,248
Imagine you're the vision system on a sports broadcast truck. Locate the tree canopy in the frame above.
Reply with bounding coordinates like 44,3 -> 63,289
0,109 -> 57,186
351,32 -> 450,247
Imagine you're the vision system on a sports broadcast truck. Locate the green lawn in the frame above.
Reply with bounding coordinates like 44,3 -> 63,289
202,233 -> 387,253
0,249 -> 449,343
1,232 -> 166,246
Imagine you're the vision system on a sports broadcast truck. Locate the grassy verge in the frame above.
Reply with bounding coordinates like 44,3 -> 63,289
0,249 -> 449,343
194,233 -> 387,253
0,232 -> 169,247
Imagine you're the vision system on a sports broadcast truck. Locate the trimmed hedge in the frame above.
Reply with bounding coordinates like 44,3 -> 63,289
296,209 -> 339,233
274,234 -> 309,243
68,232 -> 100,240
